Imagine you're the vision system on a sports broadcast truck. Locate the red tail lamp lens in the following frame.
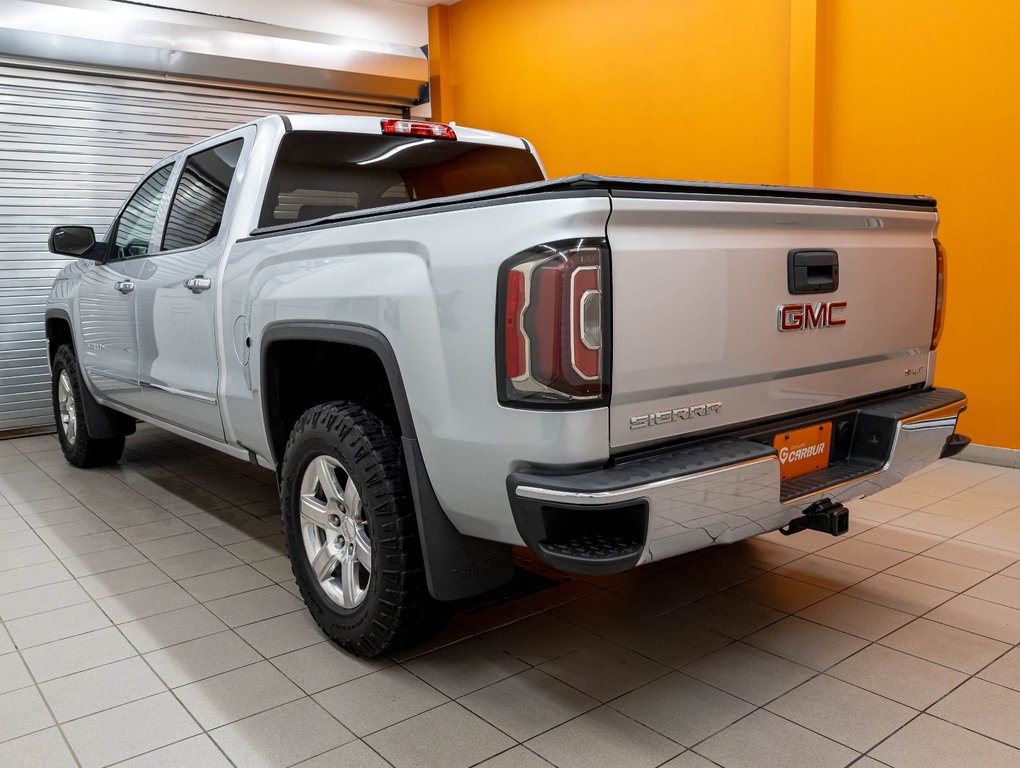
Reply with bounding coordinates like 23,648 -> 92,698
380,119 -> 456,140
499,240 -> 608,405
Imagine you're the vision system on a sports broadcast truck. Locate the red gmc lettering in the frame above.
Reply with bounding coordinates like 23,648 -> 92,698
778,302 -> 847,332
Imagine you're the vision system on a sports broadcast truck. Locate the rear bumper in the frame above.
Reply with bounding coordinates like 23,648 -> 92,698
508,387 -> 967,574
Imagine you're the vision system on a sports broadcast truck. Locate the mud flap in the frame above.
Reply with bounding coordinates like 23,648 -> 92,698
402,437 -> 514,601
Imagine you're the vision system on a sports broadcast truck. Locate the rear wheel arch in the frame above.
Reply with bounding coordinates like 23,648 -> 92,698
260,323 -> 416,468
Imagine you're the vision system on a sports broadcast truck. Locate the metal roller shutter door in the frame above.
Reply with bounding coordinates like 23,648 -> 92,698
0,59 -> 402,432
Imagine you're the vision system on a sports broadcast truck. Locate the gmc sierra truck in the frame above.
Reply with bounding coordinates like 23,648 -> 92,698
45,115 -> 968,656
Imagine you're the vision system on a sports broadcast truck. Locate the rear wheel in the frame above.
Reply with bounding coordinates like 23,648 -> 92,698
280,401 -> 444,657
51,345 -> 125,468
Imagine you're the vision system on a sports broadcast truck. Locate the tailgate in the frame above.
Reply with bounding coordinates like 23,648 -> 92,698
608,193 -> 938,450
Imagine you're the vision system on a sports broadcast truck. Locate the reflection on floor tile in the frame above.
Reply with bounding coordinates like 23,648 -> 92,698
1,429 -> 1019,767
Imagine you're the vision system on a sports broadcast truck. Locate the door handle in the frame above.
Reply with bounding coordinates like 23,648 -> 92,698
114,280 -> 134,294
184,275 -> 212,294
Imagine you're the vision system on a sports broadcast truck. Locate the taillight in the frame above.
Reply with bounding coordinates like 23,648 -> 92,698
380,119 -> 456,140
932,238 -> 947,350
499,239 -> 609,406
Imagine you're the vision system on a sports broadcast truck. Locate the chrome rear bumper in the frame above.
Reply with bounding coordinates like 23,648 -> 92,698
508,387 -> 967,572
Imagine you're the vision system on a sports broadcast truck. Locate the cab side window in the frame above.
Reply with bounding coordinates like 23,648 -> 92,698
161,139 -> 243,252
112,164 -> 174,260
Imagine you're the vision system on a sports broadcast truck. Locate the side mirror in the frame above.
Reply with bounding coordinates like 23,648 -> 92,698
49,226 -> 99,258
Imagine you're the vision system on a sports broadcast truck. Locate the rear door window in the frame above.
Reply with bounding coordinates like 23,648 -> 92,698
161,139 -> 243,251
111,164 -> 174,259
259,132 -> 544,228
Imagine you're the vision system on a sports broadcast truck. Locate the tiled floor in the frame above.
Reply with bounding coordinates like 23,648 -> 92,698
1,425 -> 1019,768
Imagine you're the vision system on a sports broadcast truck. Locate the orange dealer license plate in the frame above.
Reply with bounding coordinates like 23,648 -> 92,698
773,422 -> 832,481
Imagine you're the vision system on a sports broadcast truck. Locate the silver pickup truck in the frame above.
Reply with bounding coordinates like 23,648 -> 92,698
45,115 -> 968,656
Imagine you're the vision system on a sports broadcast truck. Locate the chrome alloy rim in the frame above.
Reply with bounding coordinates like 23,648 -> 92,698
57,370 -> 77,446
299,455 -> 372,609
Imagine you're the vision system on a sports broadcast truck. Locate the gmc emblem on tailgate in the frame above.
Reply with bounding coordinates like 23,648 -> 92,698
777,301 -> 847,332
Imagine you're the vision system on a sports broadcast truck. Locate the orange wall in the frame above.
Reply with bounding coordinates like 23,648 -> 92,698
813,1 -> 1020,449
431,0 -> 1020,449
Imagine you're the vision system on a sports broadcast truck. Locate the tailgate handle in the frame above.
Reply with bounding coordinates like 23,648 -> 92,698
788,250 -> 839,294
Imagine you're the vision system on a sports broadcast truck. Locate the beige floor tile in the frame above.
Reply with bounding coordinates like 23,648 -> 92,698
461,668 -> 597,741
612,671 -> 753,746
96,582 -> 196,623
211,698 -> 354,768
979,646 -> 1020,692
62,546 -> 148,578
957,524 -> 1020,554
880,617 -> 1010,673
39,656 -> 166,722
477,612 -> 597,667
404,636 -> 529,698
539,639 -> 669,702
76,563 -> 171,600
926,594 -> 1020,644
950,484 -> 1020,512
474,746 -> 555,768
20,626 -> 137,682
61,691 -> 201,768
235,610 -> 326,658
674,592 -> 785,639
606,611 -> 732,669
930,677 -> 1020,748
852,525 -> 944,554
892,511 -> 975,537
225,534 -> 287,564
760,527 -> 846,553
924,539 -> 1018,571
314,666 -> 447,736
843,573 -> 955,615
965,573 -> 1020,610
155,547 -> 244,580
144,630 -> 261,687
526,705 -> 682,768
119,604 -> 228,653
774,553 -> 874,591
113,734 -> 232,767
0,651 -> 33,694
0,562 -> 70,597
796,593 -> 912,640
0,684 -> 53,743
694,709 -> 856,768
178,564 -> 272,602
828,644 -> 966,709
549,590 -> 669,635
858,491 -> 933,514
682,642 -> 813,705
726,571 -> 834,613
816,539 -> 912,570
204,585 -> 303,628
728,538 -> 804,570
0,579 -> 90,621
871,713 -> 1020,768
271,640 -> 390,695
922,497 -> 1005,523
203,518 -> 278,546
46,530 -> 131,560
175,660 -> 303,729
766,674 -> 915,752
293,740 -> 393,768
0,727 -> 78,768
744,616 -> 868,671
886,555 -> 988,592
0,543 -> 56,572
134,531 -> 218,561
118,518 -> 196,544
250,555 -> 294,583
367,702 -> 515,768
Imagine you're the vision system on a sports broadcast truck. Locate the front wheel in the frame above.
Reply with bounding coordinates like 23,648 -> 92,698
51,345 -> 125,468
280,401 -> 445,657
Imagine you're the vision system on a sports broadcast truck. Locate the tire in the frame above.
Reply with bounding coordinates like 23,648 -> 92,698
51,345 -> 125,468
280,401 -> 445,657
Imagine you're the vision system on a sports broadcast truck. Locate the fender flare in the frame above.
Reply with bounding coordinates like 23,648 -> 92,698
44,309 -> 136,439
